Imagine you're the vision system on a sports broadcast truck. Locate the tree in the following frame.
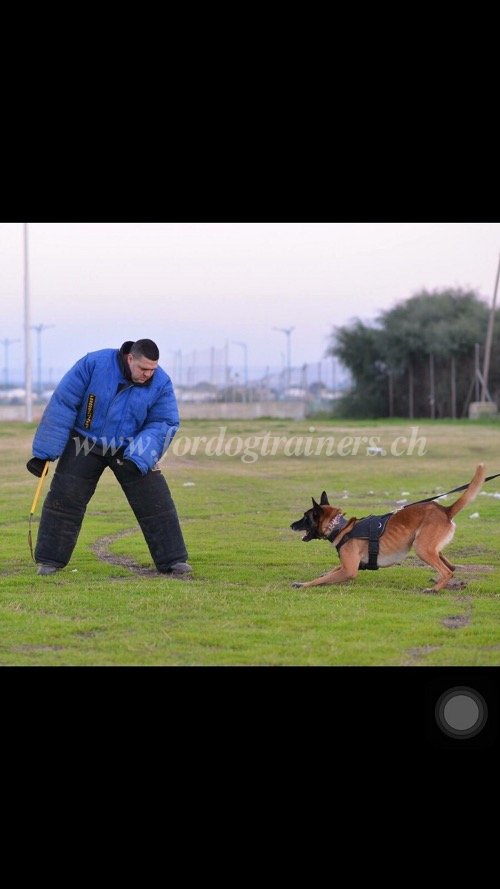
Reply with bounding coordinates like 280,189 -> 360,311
328,288 -> 500,418
330,320 -> 389,417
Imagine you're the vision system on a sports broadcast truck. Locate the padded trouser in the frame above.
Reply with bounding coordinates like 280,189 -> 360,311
35,470 -> 101,568
118,471 -> 188,572
35,436 -> 188,571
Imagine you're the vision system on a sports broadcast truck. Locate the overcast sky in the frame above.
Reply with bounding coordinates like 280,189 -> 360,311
1,222 -> 499,384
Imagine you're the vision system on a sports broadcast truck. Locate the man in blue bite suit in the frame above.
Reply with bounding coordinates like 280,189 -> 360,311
27,338 -> 192,578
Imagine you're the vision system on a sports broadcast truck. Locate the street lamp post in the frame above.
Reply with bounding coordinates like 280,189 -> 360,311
273,326 -> 294,391
31,324 -> 56,397
1,338 -> 20,387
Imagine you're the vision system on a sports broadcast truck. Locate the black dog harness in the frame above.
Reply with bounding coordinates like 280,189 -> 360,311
328,513 -> 393,570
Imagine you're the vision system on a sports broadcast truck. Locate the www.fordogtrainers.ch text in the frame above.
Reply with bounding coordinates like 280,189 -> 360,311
163,426 -> 428,464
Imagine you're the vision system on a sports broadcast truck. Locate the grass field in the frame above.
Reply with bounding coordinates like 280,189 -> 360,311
0,417 -> 499,666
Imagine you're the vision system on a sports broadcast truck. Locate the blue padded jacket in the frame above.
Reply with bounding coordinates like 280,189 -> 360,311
32,347 -> 180,475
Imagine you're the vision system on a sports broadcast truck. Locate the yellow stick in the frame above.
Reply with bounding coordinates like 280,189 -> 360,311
30,461 -> 49,515
28,461 -> 49,561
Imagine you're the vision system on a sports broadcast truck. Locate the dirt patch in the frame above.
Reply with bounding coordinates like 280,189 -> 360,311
444,580 -> 468,590
451,546 -> 491,558
90,528 -> 193,579
403,555 -> 493,580
90,528 -> 160,576
455,564 -> 493,573
442,614 -> 471,630
441,585 -> 474,629
403,645 -> 442,665
13,644 -> 66,652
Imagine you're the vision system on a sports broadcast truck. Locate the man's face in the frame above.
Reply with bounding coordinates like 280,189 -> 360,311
127,353 -> 158,384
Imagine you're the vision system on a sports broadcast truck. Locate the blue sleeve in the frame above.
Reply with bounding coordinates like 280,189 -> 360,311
123,378 -> 180,474
32,355 -> 92,460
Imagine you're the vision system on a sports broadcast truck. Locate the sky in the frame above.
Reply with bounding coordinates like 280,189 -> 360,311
1,221 -> 499,386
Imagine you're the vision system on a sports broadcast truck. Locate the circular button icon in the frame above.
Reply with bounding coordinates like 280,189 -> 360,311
435,687 -> 488,739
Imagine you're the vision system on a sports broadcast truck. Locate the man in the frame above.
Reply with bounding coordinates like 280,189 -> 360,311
27,339 -> 192,578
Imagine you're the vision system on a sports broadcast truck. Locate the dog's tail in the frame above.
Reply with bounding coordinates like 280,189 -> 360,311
446,463 -> 486,518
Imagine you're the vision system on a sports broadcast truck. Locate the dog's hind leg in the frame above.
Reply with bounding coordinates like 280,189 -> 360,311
439,552 -> 456,571
414,539 -> 454,592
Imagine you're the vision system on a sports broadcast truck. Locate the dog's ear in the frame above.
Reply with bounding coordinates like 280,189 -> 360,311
311,497 -> 323,517
320,491 -> 329,505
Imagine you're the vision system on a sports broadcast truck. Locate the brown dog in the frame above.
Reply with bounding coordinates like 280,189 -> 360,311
290,463 -> 486,592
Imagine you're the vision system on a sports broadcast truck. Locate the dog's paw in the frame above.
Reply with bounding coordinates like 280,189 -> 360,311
292,581 -> 304,588
422,587 -> 440,594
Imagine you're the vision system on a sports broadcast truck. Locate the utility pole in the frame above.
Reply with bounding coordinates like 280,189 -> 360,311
408,361 -> 414,419
168,349 -> 182,385
210,346 -> 215,386
31,323 -> 55,396
232,341 -> 248,401
273,326 -> 294,390
23,223 -> 33,422
450,354 -> 457,419
475,343 -> 480,402
429,352 -> 435,419
388,368 -> 394,418
481,251 -> 500,402
1,338 -> 20,387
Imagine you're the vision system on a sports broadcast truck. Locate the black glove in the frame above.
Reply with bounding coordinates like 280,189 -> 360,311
123,459 -> 141,476
27,457 -> 50,477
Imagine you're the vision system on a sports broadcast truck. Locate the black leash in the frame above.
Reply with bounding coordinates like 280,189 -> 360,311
403,472 -> 500,509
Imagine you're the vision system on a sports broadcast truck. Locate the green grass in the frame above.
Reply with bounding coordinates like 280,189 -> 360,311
0,418 -> 499,665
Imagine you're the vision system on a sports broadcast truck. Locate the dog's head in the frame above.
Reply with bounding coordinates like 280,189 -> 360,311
290,491 -> 346,541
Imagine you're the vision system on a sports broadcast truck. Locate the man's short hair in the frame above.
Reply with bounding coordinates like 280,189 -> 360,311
130,339 -> 160,361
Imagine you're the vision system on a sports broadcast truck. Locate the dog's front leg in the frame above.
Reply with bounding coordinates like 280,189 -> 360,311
292,547 -> 359,589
